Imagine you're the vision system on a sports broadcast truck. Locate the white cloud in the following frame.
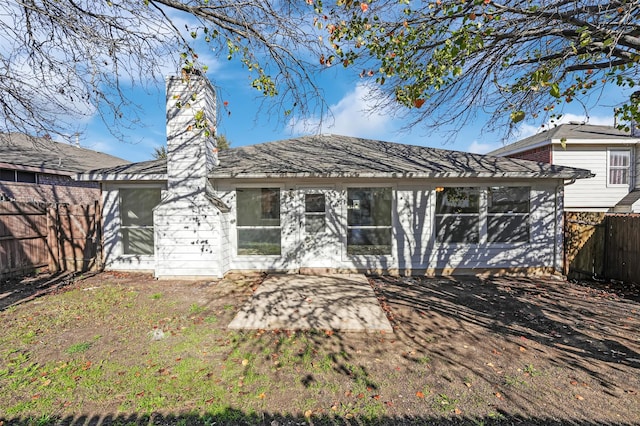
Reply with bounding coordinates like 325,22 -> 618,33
550,112 -> 614,126
513,112 -> 615,141
468,141 -> 500,154
288,83 -> 394,138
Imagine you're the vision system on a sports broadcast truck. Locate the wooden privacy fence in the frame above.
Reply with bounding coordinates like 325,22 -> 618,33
564,212 -> 640,283
0,201 -> 101,279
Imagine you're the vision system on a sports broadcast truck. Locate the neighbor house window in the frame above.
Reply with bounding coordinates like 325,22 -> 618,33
0,168 -> 37,183
236,188 -> 281,255
435,187 -> 480,243
120,188 -> 161,255
487,187 -> 530,243
608,149 -> 631,185
347,187 -> 392,255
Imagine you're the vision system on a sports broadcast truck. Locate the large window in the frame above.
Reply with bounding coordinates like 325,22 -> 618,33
347,187 -> 392,255
435,187 -> 480,243
237,188 -> 281,255
120,188 -> 161,255
487,187 -> 530,243
435,186 -> 531,244
608,149 -> 631,186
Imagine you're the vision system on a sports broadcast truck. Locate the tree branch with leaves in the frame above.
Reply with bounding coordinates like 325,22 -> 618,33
0,0 -> 327,141
314,0 -> 640,135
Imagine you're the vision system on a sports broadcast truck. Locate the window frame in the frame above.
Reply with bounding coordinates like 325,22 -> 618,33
119,187 -> 162,256
434,186 -> 531,246
607,148 -> 632,187
486,186 -> 531,244
346,186 -> 393,256
236,187 -> 282,256
434,187 -> 481,244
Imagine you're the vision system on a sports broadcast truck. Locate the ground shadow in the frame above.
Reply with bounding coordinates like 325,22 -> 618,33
0,272 -> 91,311
1,411 -> 637,425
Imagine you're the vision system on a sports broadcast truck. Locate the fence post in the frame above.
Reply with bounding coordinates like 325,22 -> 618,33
46,204 -> 60,272
94,200 -> 102,271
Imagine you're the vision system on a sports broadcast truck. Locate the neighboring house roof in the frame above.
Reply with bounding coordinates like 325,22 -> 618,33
0,133 -> 130,175
80,134 -> 592,181
487,124 -> 640,157
615,190 -> 640,212
80,159 -> 167,181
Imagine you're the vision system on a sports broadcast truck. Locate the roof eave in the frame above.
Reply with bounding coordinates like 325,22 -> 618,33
76,173 -> 168,182
209,171 -> 589,180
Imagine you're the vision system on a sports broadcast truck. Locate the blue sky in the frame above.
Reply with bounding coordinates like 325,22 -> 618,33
82,64 -> 623,164
74,11 -> 627,164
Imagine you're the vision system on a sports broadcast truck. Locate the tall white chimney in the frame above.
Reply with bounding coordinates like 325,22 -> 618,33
165,74 -> 218,195
153,73 -> 222,279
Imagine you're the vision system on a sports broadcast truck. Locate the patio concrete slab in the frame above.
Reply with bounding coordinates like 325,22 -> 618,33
228,274 -> 393,332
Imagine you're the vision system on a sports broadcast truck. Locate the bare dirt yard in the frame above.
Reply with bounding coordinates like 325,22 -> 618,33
0,271 -> 639,425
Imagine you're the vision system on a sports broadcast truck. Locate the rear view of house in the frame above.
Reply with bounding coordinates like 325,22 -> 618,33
488,124 -> 640,212
80,75 -> 592,279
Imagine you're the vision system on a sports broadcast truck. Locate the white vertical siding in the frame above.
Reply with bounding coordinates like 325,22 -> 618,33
553,145 -> 630,210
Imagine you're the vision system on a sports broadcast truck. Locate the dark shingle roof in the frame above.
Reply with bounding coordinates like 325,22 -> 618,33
212,135 -> 592,179
0,133 -> 129,174
80,134 -> 593,181
488,123 -> 637,157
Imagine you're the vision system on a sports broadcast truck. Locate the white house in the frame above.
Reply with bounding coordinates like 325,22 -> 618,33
80,75 -> 592,279
487,124 -> 640,212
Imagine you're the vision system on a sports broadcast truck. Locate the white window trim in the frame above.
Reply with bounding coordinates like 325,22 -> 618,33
118,187 -> 162,257
433,186 -> 531,247
234,185 -> 284,258
607,148 -> 632,188
344,185 -> 395,258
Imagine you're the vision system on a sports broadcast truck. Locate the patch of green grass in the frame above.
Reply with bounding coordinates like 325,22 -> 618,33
151,292 -> 163,300
189,303 -> 205,315
204,315 -> 218,324
433,393 -> 459,413
524,364 -> 541,377
504,374 -> 527,387
65,342 -> 92,354
20,330 -> 37,345
417,355 -> 431,365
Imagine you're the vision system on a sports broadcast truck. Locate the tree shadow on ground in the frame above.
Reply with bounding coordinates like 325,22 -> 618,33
1,410 -> 637,426
0,272 -> 94,311
369,275 -> 640,400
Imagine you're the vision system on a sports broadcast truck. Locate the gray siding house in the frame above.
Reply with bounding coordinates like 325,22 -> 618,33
81,76 -> 592,279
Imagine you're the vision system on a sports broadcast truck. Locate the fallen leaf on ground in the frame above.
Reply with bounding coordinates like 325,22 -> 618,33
416,391 -> 425,398
576,394 -> 584,400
